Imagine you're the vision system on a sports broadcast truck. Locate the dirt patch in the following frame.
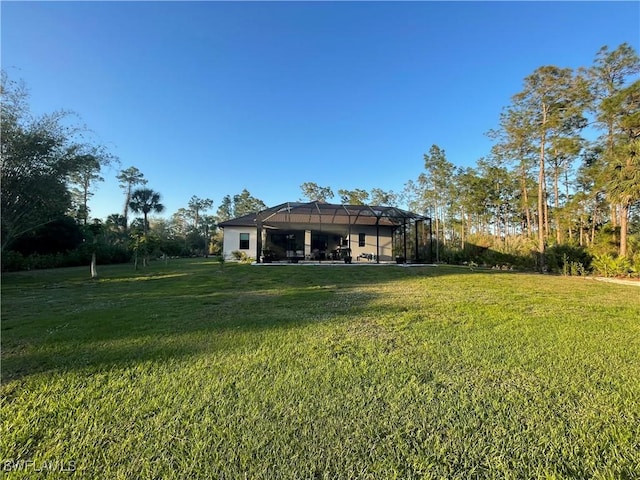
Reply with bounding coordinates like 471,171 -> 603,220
590,277 -> 640,287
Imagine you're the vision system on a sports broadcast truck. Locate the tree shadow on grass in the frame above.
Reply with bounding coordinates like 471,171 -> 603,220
2,289 -> 372,382
1,260 -> 525,382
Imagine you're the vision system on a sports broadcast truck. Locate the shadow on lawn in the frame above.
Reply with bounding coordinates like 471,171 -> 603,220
1,260 -> 522,382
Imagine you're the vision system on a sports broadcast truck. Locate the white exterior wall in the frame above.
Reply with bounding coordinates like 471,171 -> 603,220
222,225 -> 395,262
222,227 -> 257,261
348,226 -> 393,261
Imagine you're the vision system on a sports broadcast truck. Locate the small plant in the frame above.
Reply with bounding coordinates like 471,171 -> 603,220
231,250 -> 254,264
569,261 -> 586,277
231,250 -> 245,261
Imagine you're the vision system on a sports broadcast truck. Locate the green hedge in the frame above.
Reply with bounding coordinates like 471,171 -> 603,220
1,244 -> 131,272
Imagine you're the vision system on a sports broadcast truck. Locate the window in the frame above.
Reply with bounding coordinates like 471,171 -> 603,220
239,233 -> 250,250
358,233 -> 366,247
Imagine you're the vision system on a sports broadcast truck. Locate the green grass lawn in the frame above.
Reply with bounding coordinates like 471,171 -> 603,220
1,260 -> 639,479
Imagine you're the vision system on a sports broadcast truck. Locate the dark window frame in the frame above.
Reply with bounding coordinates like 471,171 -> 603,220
358,233 -> 366,247
239,233 -> 250,250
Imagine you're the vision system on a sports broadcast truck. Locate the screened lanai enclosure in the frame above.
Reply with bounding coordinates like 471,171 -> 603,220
250,202 -> 432,264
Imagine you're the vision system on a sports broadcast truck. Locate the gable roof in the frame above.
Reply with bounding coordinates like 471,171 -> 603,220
217,212 -> 257,228
218,201 -> 428,229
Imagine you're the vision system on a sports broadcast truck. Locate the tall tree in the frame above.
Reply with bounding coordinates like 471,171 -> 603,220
369,188 -> 398,206
129,188 -> 164,237
216,195 -> 234,222
170,208 -> 191,247
67,150 -> 109,225
214,190 -> 266,222
186,196 -> 214,256
187,196 -> 213,230
548,133 -> 584,243
473,158 -> 505,236
232,189 -> 266,217
400,180 -> 426,215
299,182 -> 334,202
104,213 -> 127,245
116,166 -> 147,230
200,214 -> 217,256
588,44 -> 640,255
489,107 -> 538,237
420,145 -> 456,248
129,188 -> 164,267
337,188 -> 369,205
453,167 -> 479,247
0,72 -> 110,252
602,80 -> 640,256
589,43 -> 640,158
512,66 -> 587,269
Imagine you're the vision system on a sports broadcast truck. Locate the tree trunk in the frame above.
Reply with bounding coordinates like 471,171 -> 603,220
543,192 -> 550,241
579,218 -> 584,246
537,112 -> 547,271
441,210 -> 447,246
553,161 -> 561,244
90,252 -> 98,279
522,173 -> 532,237
434,205 -> 440,262
82,180 -> 89,226
123,185 -> 132,231
591,207 -> 597,246
143,212 -> 149,267
460,206 -> 465,250
620,204 -> 629,257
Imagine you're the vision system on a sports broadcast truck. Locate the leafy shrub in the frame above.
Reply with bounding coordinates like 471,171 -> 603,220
231,250 -> 254,264
449,234 -> 537,269
2,252 -> 73,271
547,243 -> 592,275
1,243 -> 132,272
8,216 -> 84,255
632,253 -> 640,278
1,250 -> 27,271
569,260 -> 587,277
591,254 -> 633,278
589,225 -> 621,257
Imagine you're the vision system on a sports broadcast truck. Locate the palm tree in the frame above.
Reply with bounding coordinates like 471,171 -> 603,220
128,188 -> 164,268
117,167 -> 147,230
602,80 -> 640,257
607,138 -> 640,257
129,188 -> 165,236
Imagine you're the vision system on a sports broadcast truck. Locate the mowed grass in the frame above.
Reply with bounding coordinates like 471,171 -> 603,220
1,260 -> 639,479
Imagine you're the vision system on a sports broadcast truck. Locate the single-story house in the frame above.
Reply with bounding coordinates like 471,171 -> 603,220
218,201 -> 431,263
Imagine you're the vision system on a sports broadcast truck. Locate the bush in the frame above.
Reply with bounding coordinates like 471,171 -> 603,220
591,254 -> 633,278
547,243 -> 592,275
8,216 -> 83,255
1,250 -> 27,271
1,243 -> 132,272
631,253 -> 640,278
1,252 -> 72,271
231,251 -> 254,264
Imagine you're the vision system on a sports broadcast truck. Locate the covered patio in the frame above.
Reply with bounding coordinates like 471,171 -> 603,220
254,202 -> 432,264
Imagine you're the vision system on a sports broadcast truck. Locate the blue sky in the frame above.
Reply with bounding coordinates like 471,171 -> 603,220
2,1 -> 639,220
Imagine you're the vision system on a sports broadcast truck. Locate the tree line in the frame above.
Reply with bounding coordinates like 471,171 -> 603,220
2,43 -> 638,275
399,43 -> 639,273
